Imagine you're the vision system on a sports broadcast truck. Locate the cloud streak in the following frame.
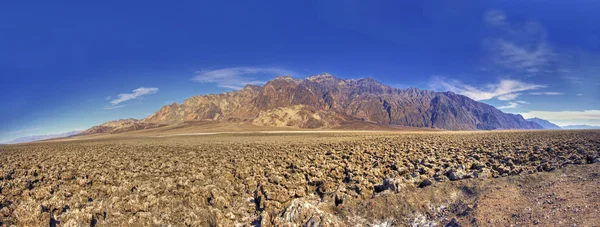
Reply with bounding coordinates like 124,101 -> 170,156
483,9 -> 556,76
193,67 -> 296,90
563,76 -> 583,84
529,92 -> 562,95
493,39 -> 554,74
431,77 -> 545,101
3,127 -> 41,135
498,102 -> 518,109
520,110 -> 600,120
103,105 -> 125,110
497,93 -> 520,101
483,10 -> 506,26
519,110 -> 600,126
108,87 -> 159,106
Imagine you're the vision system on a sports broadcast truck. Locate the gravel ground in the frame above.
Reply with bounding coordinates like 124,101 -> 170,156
0,130 -> 599,226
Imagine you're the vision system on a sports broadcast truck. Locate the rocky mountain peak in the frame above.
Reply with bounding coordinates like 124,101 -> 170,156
106,118 -> 139,124
272,75 -> 298,82
82,74 -> 544,135
306,73 -> 337,82
243,84 -> 262,91
355,77 -> 385,87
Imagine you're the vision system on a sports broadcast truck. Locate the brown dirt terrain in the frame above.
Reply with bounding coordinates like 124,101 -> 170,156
1,130 -> 599,226
72,121 -> 440,141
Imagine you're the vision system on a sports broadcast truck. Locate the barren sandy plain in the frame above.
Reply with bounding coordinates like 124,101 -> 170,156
1,128 -> 600,226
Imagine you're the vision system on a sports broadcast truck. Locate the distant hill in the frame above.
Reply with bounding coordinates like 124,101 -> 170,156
83,73 -> 543,135
6,130 -> 82,144
561,125 -> 600,130
526,118 -> 562,129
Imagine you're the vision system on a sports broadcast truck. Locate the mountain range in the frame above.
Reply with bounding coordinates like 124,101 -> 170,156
82,73 -> 544,135
561,125 -> 600,129
524,118 -> 600,130
5,130 -> 82,144
526,118 -> 562,129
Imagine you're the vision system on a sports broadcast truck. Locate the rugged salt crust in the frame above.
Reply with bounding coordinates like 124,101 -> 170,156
0,130 -> 599,226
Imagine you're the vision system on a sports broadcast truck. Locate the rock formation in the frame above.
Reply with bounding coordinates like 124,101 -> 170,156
83,73 -> 542,134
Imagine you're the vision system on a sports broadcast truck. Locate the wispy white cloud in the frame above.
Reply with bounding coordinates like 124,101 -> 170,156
103,105 -> 125,110
576,93 -> 583,96
522,110 -> 600,120
431,77 -> 546,110
431,77 -> 545,101
498,102 -> 519,109
529,92 -> 562,95
483,10 -> 556,76
563,76 -> 583,84
497,93 -> 520,101
193,67 -> 296,90
106,96 -> 111,100
493,39 -> 554,74
483,10 -> 506,26
519,110 -> 600,126
108,87 -> 159,106
3,127 -> 41,135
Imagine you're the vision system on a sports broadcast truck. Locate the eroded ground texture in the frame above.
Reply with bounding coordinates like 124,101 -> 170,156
1,130 -> 600,226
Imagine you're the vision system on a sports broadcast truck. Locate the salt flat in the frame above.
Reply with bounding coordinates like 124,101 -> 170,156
1,130 -> 599,226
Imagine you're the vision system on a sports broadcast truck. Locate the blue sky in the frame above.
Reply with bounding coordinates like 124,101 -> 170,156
1,1 -> 600,142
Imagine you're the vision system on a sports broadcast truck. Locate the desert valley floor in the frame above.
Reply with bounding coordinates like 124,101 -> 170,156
1,129 -> 600,226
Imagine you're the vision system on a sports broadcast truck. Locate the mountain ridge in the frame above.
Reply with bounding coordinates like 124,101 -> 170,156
5,130 -> 82,144
561,125 -> 600,129
526,117 -> 562,129
82,73 -> 543,135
